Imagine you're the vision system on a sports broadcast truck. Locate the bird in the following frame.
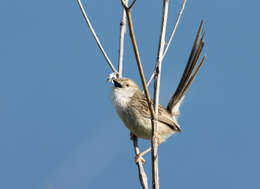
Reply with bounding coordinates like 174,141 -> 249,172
110,21 -> 205,162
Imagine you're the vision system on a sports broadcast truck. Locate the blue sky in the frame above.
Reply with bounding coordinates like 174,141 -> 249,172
0,0 -> 259,188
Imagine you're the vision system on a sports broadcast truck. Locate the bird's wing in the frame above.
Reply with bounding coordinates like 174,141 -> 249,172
131,92 -> 181,132
157,105 -> 182,132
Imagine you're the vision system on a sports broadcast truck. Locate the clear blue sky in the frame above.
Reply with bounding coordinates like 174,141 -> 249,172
0,0 -> 259,189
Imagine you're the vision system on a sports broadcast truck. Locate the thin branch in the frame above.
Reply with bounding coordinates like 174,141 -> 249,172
146,0 -> 187,87
162,0 -> 187,59
152,0 -> 169,188
129,0 -> 137,9
132,136 -> 149,189
147,72 -> 155,87
118,0 -> 129,77
121,0 -> 155,119
121,1 -> 152,188
121,0 -> 137,10
77,0 -> 118,74
121,2 -> 163,188
118,3 -> 148,189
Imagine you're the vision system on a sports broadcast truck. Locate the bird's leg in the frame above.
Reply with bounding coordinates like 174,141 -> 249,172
135,147 -> 151,163
130,133 -> 146,163
130,132 -> 135,140
135,136 -> 162,163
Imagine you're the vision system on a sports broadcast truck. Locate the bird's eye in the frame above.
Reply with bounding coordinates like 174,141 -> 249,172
126,84 -> 129,87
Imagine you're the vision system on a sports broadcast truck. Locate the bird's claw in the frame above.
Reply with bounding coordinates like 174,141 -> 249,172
130,133 -> 135,140
135,154 -> 145,164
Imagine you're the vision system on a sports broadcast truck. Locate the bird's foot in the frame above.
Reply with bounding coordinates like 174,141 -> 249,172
135,154 -> 145,164
130,132 -> 136,140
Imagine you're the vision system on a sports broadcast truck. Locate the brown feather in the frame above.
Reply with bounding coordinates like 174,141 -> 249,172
167,20 -> 205,114
130,90 -> 181,132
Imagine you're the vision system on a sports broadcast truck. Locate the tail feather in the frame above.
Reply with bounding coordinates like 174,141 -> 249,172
167,20 -> 206,115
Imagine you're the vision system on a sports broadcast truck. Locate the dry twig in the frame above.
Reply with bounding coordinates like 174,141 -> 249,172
121,1 -> 151,189
121,0 -> 155,118
132,135 -> 149,189
118,2 -> 148,188
118,0 -> 129,77
77,0 -> 118,74
162,0 -> 187,58
146,0 -> 187,87
152,0 -> 169,188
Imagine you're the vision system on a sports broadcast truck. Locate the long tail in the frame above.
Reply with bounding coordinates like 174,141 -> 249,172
167,20 -> 206,115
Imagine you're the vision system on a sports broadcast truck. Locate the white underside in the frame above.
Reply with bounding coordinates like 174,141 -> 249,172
111,88 -> 177,141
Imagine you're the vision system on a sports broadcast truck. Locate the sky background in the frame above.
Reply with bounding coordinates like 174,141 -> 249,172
0,0 -> 259,189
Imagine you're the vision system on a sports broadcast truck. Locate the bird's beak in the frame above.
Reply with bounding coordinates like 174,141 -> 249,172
113,79 -> 123,88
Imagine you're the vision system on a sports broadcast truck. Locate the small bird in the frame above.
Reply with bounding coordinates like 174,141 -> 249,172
111,78 -> 181,142
110,21 -> 205,161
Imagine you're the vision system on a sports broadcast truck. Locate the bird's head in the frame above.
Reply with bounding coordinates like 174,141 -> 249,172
112,78 -> 140,99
